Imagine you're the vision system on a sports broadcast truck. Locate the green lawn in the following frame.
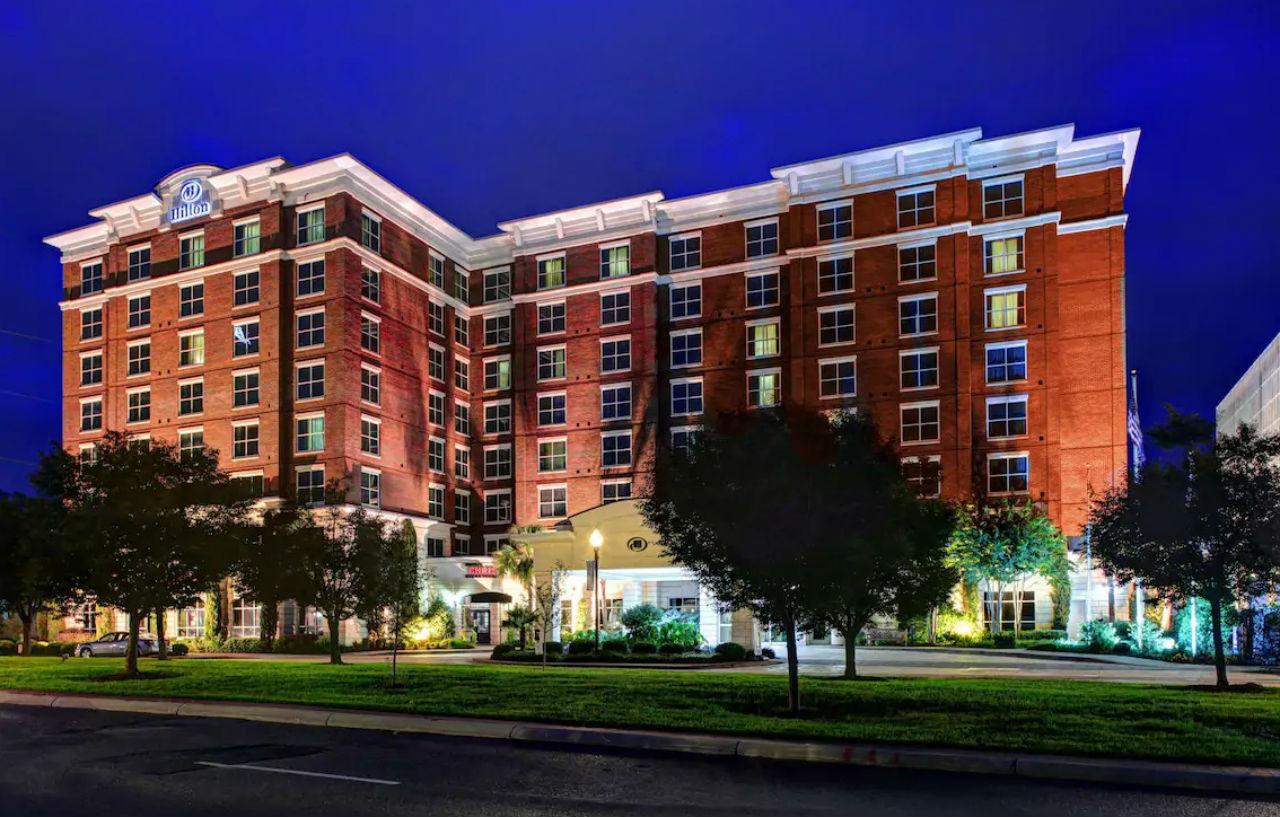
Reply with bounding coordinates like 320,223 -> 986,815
1,657 -> 1278,768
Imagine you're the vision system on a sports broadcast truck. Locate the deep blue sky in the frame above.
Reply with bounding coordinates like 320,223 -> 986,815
0,1 -> 1275,491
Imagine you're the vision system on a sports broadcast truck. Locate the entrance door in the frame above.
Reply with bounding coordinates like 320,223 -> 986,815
470,608 -> 491,645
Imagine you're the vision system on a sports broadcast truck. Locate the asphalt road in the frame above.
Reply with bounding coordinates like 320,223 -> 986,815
1,706 -> 1277,816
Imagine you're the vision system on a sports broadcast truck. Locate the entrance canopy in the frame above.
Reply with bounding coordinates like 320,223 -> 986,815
469,591 -> 512,604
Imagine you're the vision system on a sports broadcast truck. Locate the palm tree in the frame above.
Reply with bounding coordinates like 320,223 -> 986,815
494,543 -> 535,644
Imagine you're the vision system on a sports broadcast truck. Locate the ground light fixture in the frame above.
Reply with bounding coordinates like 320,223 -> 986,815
590,529 -> 603,650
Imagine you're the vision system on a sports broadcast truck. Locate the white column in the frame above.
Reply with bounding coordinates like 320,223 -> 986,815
621,578 -> 642,613
697,584 -> 719,646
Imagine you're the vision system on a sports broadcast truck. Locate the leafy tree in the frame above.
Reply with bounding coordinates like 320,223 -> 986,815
947,500 -> 1067,636
366,519 -> 422,685
501,605 -> 538,650
529,564 -> 564,655
495,542 -> 535,646
1089,417 -> 1280,688
642,408 -> 850,714
34,433 -> 248,677
807,414 -> 957,677
619,603 -> 664,642
229,503 -> 313,651
0,494 -> 78,657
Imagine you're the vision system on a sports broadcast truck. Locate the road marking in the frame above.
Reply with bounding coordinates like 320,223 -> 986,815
195,761 -> 400,786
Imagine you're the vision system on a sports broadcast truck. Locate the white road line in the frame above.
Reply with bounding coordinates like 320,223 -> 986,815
195,761 -> 400,786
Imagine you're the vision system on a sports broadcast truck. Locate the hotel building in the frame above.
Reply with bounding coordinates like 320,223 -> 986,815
49,123 -> 1138,645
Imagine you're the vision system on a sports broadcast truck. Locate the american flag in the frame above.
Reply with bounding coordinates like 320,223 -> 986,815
1128,370 -> 1145,474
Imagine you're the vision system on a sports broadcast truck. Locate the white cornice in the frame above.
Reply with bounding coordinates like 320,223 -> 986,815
785,221 -> 971,260
1056,213 -> 1128,235
510,272 -> 659,305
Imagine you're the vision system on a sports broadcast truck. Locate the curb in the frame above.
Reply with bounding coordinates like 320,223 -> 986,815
3,689 -> 1278,795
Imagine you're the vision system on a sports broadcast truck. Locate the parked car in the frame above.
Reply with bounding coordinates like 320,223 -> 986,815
77,632 -> 157,658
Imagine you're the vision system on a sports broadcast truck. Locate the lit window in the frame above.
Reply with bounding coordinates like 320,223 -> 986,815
817,202 -> 852,242
747,370 -> 781,408
670,234 -> 701,272
485,313 -> 512,346
983,177 -> 1024,220
601,431 -> 631,467
179,331 -> 205,367
671,329 -> 702,368
985,287 -> 1026,330
746,320 -> 780,358
988,453 -> 1030,494
296,206 -> 325,245
296,414 -> 325,453
538,347 -> 567,381
670,283 -> 701,320
484,358 -> 511,391
900,402 -> 940,444
600,338 -> 630,373
537,255 -> 565,290
601,384 -> 631,421
297,260 -> 325,297
985,235 -> 1024,275
234,220 -> 260,257
987,395 -> 1029,438
296,362 -> 324,400
745,220 -> 779,258
900,348 -> 939,390
538,486 -> 567,518
819,306 -> 855,346
127,247 -> 151,281
601,291 -> 630,326
232,370 -> 259,408
601,244 -> 630,279
899,294 -> 938,336
538,394 -> 565,426
986,341 -> 1027,384
671,378 -> 703,416
361,212 -> 381,252
897,187 -> 935,228
538,439 -> 567,472
179,233 -> 204,269
818,256 -> 853,294
819,358 -> 856,399
537,302 -> 565,335
899,243 -> 937,283
234,270 -> 260,306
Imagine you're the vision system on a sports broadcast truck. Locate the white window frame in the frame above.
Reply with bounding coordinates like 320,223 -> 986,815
294,359 -> 325,402
744,269 -> 780,310
537,437 -> 568,474
231,366 -> 260,410
599,288 -> 631,327
816,199 -> 853,243
360,311 -> 381,355
600,429 -> 632,468
669,282 -> 702,321
899,346 -> 940,392
295,305 -> 326,350
900,399 -> 941,446
817,253 -> 854,295
669,231 -> 702,272
484,488 -> 513,524
599,239 -> 631,279
127,292 -> 151,331
745,317 -> 781,359
231,418 -> 260,460
817,303 -> 856,347
669,328 -> 702,369
360,363 -> 381,406
818,355 -> 858,400
537,391 -> 567,427
898,292 -> 939,338
177,328 -> 206,368
896,184 -> 937,229
178,279 -> 205,320
537,484 -> 568,520
744,217 -> 780,259
600,382 -> 632,422
232,316 -> 260,359
484,310 -> 513,348
599,335 -> 630,374
670,376 -> 704,417
898,239 -> 938,284
483,399 -> 512,435
125,385 -> 150,425
984,284 -> 1027,332
295,410 -> 326,453
986,394 -> 1030,440
983,230 -> 1026,277
746,367 -> 782,409
982,175 -> 1025,221
985,339 -> 1029,385
536,252 -> 567,291
359,467 -> 381,508
537,345 -> 567,382
987,451 -> 1031,496
536,301 -> 566,337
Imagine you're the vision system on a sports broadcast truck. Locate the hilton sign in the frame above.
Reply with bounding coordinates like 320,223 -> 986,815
167,178 -> 213,224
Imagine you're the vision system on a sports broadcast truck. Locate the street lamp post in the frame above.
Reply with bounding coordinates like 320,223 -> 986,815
590,529 -> 603,651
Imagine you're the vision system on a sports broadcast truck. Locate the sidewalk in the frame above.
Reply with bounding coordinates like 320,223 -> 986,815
3,687 -> 1278,796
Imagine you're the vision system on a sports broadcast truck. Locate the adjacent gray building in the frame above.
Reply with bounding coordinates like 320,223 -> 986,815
1217,331 -> 1280,436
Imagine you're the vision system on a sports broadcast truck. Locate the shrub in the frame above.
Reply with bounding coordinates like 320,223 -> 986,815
620,604 -> 664,642
630,641 -> 657,655
1112,641 -> 1132,655
992,632 -> 1016,648
168,642 -> 190,657
541,641 -> 563,656
1015,629 -> 1067,643
1081,619 -> 1118,652
448,637 -> 475,650
221,637 -> 262,653
566,639 -> 596,656
760,647 -> 776,659
655,618 -> 701,649
601,639 -> 629,654
713,642 -> 748,661
658,643 -> 686,655
0,640 -> 15,656
491,643 -> 518,659
272,634 -> 327,654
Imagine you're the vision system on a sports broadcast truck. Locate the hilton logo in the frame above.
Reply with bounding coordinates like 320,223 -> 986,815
167,178 -> 212,224
626,537 -> 648,553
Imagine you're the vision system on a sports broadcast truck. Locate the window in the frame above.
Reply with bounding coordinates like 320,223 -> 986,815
746,219 -> 779,258
297,467 -> 325,504
178,428 -> 204,459
601,431 -> 631,467
454,446 -> 470,480
429,254 -> 445,289
484,490 -> 512,524
538,393 -> 566,426
296,309 -> 325,348
126,295 -> 151,330
428,301 -> 444,336
454,401 -> 470,436
600,290 -> 630,326
601,383 -> 631,421
602,480 -> 632,503
361,212 -> 381,252
360,313 -> 380,354
296,414 -> 325,453
179,282 -> 204,318
80,398 -> 103,432
127,389 -> 150,423
360,469 -> 381,508
819,357 -> 857,399
670,329 -> 702,368
179,331 -> 205,367
537,302 -> 565,335
296,206 -> 324,245
600,338 -> 630,373
538,347 -> 566,381
483,457 -> 512,494
233,421 -> 259,459
361,267 -> 380,303
233,270 -> 260,306
454,491 -> 471,525
234,219 -> 261,257
428,345 -> 445,382
484,268 -> 511,302
900,348 -> 939,390
746,271 -> 779,309
361,366 -> 381,404
538,439 -> 567,472
902,456 -> 942,498
296,260 -> 324,297
983,590 -> 1036,631
179,233 -> 204,269
428,437 -> 445,473
985,287 -> 1026,330
484,401 -> 511,434
600,243 -> 630,279
232,369 -> 259,408
897,187 -> 935,228
454,358 -> 470,392
232,470 -> 265,498
670,283 -> 701,320
537,255 -> 565,290
361,417 -> 381,456
988,453 -> 1030,494
80,352 -> 103,386
485,313 -> 512,346
817,201 -> 852,242
127,246 -> 151,282
177,599 -> 205,639
232,320 -> 259,358
818,256 -> 853,294
538,486 -> 567,518
901,401 -> 940,444
984,235 -> 1024,276
746,320 -> 780,358
669,233 -> 701,271
428,391 -> 445,426
819,306 -> 855,346
671,426 -> 700,454
483,358 -> 509,394
671,378 -> 703,416
454,315 -> 469,348
454,269 -> 469,302
296,361 -> 324,400
899,243 -> 937,283
80,307 -> 102,340
747,369 -> 781,408
986,341 -> 1028,384
423,537 -> 445,558
987,395 -> 1029,439
983,177 -> 1024,220
127,341 -> 150,376
899,294 -> 938,336
231,595 -> 260,639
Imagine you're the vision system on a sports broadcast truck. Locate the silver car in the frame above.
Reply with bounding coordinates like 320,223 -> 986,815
76,632 -> 157,658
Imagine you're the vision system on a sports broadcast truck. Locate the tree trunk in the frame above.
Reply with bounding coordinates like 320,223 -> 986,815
784,616 -> 800,715
154,607 -> 168,660
326,612 -> 343,665
125,612 -> 141,677
259,600 -> 279,652
17,606 -> 34,657
391,616 -> 400,688
1107,577 -> 1116,622
842,631 -> 858,679
1209,596 -> 1229,689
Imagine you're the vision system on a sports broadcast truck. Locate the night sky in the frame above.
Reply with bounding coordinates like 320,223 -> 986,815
0,1 -> 1275,493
